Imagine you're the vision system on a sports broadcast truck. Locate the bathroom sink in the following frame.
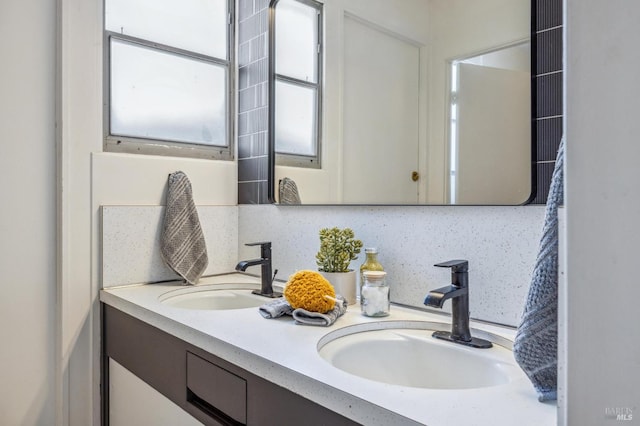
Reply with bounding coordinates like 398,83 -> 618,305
317,321 -> 524,390
159,287 -> 270,310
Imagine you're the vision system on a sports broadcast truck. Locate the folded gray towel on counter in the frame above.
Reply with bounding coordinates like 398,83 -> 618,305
258,295 -> 348,327
292,296 -> 348,327
160,171 -> 208,285
513,137 -> 564,402
258,297 -> 294,319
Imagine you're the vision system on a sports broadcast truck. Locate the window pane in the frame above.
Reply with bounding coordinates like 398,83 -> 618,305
275,0 -> 318,83
275,80 -> 316,156
106,0 -> 227,58
110,39 -> 227,146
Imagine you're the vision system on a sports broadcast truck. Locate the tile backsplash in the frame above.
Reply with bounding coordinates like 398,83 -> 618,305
239,204 -> 546,327
101,206 -> 238,287
101,203 -> 544,326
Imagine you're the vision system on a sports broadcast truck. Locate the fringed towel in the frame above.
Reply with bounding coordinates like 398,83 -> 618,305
514,137 -> 565,402
279,177 -> 301,204
160,171 -> 208,284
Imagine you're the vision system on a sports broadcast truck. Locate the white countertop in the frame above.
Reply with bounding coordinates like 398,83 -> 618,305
100,273 -> 556,426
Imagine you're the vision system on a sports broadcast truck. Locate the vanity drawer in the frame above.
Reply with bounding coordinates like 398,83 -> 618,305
186,352 -> 247,425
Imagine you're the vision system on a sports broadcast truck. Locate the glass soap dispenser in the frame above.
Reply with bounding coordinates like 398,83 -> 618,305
359,248 -> 384,300
361,271 -> 389,317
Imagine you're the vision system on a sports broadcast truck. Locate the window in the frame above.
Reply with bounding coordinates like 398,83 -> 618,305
104,0 -> 234,160
272,0 -> 322,168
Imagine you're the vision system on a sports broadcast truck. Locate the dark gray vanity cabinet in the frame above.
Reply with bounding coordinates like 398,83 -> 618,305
102,305 -> 360,426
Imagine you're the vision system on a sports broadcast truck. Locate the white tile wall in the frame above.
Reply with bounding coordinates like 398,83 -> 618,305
239,205 -> 546,326
102,206 -> 238,287
101,203 -> 545,326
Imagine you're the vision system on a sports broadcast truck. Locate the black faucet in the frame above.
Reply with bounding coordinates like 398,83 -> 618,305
235,241 -> 282,298
424,260 -> 492,349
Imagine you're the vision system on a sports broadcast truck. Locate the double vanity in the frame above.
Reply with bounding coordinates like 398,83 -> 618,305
100,272 -> 555,425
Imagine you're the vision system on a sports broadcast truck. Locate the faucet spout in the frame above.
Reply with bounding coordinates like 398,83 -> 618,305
235,259 -> 266,271
423,285 -> 467,308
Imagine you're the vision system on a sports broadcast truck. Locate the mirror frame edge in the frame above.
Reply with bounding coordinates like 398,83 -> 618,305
525,0 -> 538,206
267,0 -> 278,203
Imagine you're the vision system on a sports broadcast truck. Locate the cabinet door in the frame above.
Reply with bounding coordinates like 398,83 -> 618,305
104,305 -> 360,426
109,358 -> 204,426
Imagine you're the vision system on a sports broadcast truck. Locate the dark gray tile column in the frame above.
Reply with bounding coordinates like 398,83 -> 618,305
237,0 -> 271,204
532,0 -> 564,204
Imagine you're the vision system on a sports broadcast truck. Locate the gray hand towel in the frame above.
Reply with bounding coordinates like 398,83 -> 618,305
292,296 -> 348,327
278,177 -> 301,204
160,171 -> 208,285
513,137 -> 564,402
258,297 -> 293,319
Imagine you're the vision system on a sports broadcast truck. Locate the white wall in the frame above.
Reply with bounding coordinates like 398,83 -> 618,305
0,0 -> 57,424
58,0 -> 238,424
562,1 -> 640,424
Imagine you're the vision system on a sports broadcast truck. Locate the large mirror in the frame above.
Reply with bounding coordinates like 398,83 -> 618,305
269,0 -> 533,205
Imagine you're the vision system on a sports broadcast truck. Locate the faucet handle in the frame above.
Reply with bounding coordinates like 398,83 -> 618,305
245,241 -> 271,258
434,259 -> 468,273
245,241 -> 271,248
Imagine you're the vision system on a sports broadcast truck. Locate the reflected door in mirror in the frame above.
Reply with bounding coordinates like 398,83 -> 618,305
343,15 -> 420,204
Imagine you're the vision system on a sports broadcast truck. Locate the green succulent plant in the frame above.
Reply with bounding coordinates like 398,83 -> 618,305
315,227 -> 363,273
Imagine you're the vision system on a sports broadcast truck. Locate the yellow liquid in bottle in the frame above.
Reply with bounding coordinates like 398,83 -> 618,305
359,249 -> 384,301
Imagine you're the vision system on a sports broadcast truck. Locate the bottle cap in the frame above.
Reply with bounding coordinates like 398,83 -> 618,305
364,247 -> 378,253
363,270 -> 386,280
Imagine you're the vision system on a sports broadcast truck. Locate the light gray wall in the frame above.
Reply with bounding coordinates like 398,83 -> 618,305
562,1 -> 640,424
0,0 -> 57,424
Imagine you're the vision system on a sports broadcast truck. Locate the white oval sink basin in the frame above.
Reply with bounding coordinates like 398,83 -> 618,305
317,321 -> 524,390
160,287 -> 269,310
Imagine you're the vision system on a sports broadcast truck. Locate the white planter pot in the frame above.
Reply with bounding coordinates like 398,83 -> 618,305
320,270 -> 357,305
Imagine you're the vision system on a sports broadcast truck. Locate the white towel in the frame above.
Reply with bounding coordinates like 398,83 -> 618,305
160,171 -> 208,284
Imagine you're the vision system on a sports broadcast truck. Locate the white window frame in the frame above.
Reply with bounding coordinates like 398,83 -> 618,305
103,0 -> 235,160
270,0 -> 323,168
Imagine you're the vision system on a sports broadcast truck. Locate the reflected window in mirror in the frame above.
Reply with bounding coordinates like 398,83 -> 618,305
272,0 -> 323,168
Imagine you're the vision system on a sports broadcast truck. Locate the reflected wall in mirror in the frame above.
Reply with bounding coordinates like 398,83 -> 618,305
449,41 -> 531,204
270,0 -> 533,205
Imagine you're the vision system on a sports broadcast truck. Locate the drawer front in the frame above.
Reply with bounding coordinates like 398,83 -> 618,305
187,352 -> 247,425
